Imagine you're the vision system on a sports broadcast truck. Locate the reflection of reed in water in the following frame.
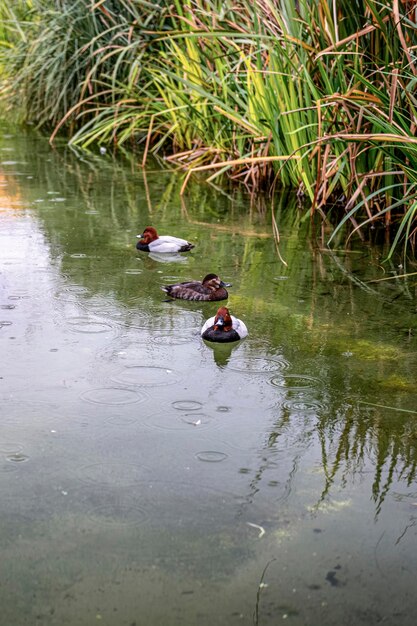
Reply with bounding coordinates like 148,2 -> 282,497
267,392 -> 417,517
11,128 -> 417,520
319,400 -> 417,516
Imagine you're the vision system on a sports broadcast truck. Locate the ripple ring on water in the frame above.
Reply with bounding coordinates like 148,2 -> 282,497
65,316 -> 116,334
74,462 -> 148,486
86,502 -> 150,527
0,442 -> 24,455
104,414 -> 139,426
227,356 -> 290,374
111,365 -> 181,387
269,374 -> 322,390
195,451 -> 228,463
172,400 -> 203,411
80,387 -> 144,406
281,399 -> 324,413
6,452 -> 29,463
152,334 -> 194,346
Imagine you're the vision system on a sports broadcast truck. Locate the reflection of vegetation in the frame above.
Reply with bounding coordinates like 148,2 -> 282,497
320,402 -> 417,516
3,125 -> 417,513
0,172 -> 22,211
267,396 -> 417,517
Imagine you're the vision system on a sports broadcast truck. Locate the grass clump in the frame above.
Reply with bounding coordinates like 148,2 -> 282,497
2,0 -> 417,255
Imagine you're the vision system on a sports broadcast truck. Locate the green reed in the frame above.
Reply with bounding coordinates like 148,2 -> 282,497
2,0 -> 417,254
0,0 -> 166,129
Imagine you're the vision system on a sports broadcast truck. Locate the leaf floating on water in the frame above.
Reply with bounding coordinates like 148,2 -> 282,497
247,522 -> 265,538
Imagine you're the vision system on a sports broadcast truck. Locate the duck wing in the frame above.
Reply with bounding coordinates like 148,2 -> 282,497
151,236 -> 194,253
159,235 -> 190,245
231,316 -> 248,338
182,280 -> 210,294
161,279 -> 205,298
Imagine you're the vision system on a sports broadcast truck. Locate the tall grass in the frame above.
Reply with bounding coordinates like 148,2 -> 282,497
2,0 -> 417,255
0,0 -> 166,129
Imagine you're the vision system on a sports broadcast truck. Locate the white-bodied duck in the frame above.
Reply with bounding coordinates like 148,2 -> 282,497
136,227 -> 194,253
201,306 -> 248,342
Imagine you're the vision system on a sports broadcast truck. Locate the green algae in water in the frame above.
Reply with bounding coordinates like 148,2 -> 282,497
2,124 -> 417,626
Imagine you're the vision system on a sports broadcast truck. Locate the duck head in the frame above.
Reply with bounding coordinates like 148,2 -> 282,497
213,306 -> 233,331
137,227 -> 159,244
202,273 -> 232,291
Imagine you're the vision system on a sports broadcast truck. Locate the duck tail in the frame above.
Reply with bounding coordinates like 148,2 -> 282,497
179,243 -> 195,252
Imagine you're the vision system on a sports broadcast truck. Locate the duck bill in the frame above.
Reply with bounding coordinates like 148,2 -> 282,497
136,234 -> 144,239
220,281 -> 232,288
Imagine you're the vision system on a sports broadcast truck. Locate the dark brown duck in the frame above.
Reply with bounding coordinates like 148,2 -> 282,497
161,273 -> 231,301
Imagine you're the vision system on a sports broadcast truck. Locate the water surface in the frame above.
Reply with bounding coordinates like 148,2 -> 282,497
1,127 -> 417,625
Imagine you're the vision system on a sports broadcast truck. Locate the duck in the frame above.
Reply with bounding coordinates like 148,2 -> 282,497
136,226 -> 194,253
201,306 -> 248,342
161,273 -> 231,301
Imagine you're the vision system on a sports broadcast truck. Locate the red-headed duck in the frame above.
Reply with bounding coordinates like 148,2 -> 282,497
136,227 -> 194,253
161,274 -> 231,301
201,306 -> 248,342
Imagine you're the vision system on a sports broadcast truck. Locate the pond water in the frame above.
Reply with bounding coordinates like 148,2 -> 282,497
1,125 -> 417,626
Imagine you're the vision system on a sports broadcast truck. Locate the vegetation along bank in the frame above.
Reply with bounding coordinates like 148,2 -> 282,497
1,0 -> 417,256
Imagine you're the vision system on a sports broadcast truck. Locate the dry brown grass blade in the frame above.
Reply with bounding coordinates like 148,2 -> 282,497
311,98 -> 324,216
346,175 -> 371,217
393,0 -> 417,76
316,14 -> 390,57
315,132 -> 417,145
179,155 -> 299,194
